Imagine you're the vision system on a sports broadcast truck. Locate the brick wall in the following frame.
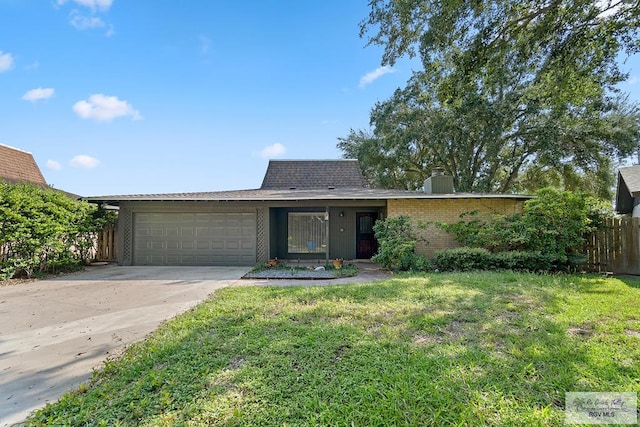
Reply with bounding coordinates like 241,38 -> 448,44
387,198 -> 525,257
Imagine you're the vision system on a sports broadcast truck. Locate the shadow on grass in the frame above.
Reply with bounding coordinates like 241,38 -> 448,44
616,274 -> 640,289
26,272 -> 640,426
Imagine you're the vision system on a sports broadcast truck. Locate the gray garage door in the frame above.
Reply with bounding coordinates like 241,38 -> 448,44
133,212 -> 256,266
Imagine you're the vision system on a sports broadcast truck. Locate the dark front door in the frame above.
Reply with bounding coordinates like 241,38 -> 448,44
356,212 -> 378,259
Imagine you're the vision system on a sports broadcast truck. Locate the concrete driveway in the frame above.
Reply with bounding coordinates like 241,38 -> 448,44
0,265 -> 251,426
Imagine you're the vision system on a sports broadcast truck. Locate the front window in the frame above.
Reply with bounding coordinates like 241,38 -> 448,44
288,212 -> 326,254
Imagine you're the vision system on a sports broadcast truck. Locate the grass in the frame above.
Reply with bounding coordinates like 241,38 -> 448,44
27,272 -> 640,426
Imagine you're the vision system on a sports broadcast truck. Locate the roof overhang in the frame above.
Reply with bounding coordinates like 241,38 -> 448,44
84,188 -> 534,206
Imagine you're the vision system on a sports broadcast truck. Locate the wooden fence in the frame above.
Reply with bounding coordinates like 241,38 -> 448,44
96,224 -> 117,262
583,217 -> 640,275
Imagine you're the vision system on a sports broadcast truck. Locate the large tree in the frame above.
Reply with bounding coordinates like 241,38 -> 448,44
339,0 -> 640,197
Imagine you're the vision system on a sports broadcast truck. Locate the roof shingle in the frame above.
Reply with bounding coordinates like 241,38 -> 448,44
619,165 -> 640,196
260,159 -> 365,189
0,143 -> 47,185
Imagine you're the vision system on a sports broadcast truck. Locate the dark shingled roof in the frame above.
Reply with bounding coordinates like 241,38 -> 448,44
0,143 -> 47,185
619,166 -> 640,196
616,165 -> 640,214
260,159 -> 365,190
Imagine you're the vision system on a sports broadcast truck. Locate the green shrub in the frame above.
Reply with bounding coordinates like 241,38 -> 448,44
438,212 -> 527,252
412,255 -> 433,271
0,181 -> 115,279
437,188 -> 610,265
0,263 -> 16,281
491,251 -> 557,272
432,247 -> 492,272
372,216 -> 430,271
432,249 -> 557,272
520,189 -> 587,262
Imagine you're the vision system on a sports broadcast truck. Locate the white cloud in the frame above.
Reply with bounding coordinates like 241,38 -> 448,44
73,94 -> 142,122
58,0 -> 113,12
70,12 -> 105,29
359,65 -> 396,88
22,88 -> 55,102
70,155 -> 100,168
0,51 -> 14,72
46,160 -> 62,171
58,0 -> 114,34
255,143 -> 286,159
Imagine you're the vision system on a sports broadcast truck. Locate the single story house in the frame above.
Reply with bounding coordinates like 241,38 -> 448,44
87,160 -> 532,266
616,165 -> 640,217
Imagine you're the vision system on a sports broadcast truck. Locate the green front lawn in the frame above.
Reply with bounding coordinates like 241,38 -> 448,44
28,272 -> 640,426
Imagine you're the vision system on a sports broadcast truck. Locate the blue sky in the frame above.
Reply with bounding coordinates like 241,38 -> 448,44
1,0 -> 639,197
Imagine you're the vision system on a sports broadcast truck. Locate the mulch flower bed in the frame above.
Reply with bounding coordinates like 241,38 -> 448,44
243,268 -> 336,280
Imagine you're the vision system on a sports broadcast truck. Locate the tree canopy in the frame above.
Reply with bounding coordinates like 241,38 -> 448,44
339,0 -> 640,197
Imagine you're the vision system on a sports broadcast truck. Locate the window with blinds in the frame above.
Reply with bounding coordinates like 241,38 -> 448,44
287,212 -> 326,254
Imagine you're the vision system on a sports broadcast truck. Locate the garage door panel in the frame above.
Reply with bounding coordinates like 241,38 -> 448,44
196,227 -> 211,236
134,212 -> 256,266
226,228 -> 240,236
150,255 -> 165,264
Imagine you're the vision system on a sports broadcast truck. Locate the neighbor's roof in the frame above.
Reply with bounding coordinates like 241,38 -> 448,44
260,159 -> 365,189
619,165 -> 640,196
85,187 -> 533,204
0,143 -> 47,185
615,165 -> 640,214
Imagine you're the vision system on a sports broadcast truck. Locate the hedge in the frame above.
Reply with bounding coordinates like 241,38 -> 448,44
0,181 -> 115,280
432,248 -> 557,272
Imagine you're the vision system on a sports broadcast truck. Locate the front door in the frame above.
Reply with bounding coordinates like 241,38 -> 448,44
356,212 -> 378,259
